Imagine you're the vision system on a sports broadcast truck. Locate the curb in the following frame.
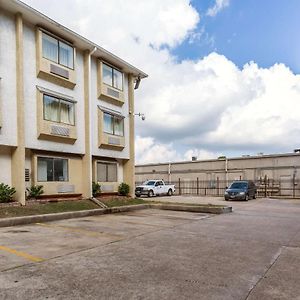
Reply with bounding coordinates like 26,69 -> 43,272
149,203 -> 232,214
0,203 -> 232,228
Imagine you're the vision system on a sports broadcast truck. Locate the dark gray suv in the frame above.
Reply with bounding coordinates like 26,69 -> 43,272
224,180 -> 257,201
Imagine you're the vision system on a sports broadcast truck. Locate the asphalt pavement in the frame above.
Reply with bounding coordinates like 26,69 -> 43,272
0,197 -> 299,299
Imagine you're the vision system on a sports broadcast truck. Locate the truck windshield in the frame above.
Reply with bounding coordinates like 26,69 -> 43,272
144,181 -> 156,186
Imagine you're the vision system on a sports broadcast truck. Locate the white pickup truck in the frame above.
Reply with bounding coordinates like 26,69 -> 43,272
135,180 -> 176,197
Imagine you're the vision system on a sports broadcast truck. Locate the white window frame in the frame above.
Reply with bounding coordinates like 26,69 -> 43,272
37,156 -> 69,182
102,62 -> 124,91
43,93 -> 76,126
97,161 -> 118,182
103,111 -> 124,137
41,30 -> 75,70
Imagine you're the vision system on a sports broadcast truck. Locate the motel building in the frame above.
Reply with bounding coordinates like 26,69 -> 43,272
0,0 -> 147,204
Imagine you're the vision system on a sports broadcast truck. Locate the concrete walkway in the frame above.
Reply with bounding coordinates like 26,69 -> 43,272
0,197 -> 299,299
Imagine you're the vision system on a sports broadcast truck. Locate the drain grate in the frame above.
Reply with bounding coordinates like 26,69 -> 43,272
185,279 -> 201,284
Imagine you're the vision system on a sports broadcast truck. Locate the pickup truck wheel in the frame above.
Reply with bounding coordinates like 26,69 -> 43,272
148,190 -> 154,197
167,189 -> 173,196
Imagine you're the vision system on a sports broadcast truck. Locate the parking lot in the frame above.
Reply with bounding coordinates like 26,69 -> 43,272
0,197 -> 300,299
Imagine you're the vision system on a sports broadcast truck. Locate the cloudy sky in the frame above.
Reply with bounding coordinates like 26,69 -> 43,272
23,0 -> 300,164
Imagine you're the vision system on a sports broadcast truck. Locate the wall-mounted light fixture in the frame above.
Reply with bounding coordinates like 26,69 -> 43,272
134,76 -> 141,90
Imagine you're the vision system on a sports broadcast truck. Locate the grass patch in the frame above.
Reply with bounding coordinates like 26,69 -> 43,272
100,197 -> 148,208
0,197 -> 228,219
0,200 -> 99,219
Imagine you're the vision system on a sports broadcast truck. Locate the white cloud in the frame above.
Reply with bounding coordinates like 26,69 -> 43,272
23,0 -> 300,164
183,149 -> 222,161
24,0 -> 199,49
135,136 -> 181,164
207,0 -> 230,17
135,136 -> 221,164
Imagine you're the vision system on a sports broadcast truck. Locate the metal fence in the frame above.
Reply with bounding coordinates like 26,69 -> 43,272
135,176 -> 300,198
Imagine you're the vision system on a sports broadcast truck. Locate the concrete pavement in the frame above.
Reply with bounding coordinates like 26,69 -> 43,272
0,197 -> 299,299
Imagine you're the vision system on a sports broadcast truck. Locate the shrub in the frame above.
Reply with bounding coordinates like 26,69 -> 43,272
92,182 -> 101,197
0,183 -> 16,203
26,185 -> 44,199
118,183 -> 130,196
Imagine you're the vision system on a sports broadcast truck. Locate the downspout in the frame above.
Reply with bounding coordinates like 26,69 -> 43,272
90,46 -> 97,56
168,162 -> 171,183
225,157 -> 228,187
87,46 -> 107,208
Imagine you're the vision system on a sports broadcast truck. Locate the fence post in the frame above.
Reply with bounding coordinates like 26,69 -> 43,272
217,177 -> 219,196
178,178 -> 181,195
293,175 -> 296,198
264,175 -> 267,197
197,177 -> 199,195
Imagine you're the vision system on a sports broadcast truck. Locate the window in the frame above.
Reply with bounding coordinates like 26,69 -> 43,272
103,112 -> 124,136
102,63 -> 123,90
37,157 -> 68,182
43,94 -> 75,125
42,32 -> 74,69
97,162 -> 117,182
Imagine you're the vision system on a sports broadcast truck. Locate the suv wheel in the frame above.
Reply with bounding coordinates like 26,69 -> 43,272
245,194 -> 249,201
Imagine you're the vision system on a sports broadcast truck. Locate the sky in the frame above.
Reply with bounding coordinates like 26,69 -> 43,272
23,0 -> 300,164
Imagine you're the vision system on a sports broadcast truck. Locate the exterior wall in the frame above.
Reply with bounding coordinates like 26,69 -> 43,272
0,10 -> 17,146
0,146 -> 12,185
25,149 -> 32,189
135,154 -> 300,183
0,3 -> 144,202
90,57 -> 130,160
23,22 -> 85,155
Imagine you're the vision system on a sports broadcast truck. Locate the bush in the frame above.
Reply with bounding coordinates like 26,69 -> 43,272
118,183 -> 130,196
0,183 -> 16,203
92,182 -> 101,197
26,185 -> 44,199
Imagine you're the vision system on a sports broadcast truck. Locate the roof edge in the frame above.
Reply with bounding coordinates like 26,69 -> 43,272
1,0 -> 148,78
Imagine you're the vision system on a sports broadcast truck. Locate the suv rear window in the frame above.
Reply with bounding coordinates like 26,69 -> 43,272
230,182 -> 248,189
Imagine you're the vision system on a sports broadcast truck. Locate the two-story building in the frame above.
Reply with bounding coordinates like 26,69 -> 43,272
0,0 -> 147,204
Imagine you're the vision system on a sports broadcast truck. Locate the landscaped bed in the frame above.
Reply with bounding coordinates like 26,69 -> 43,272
99,197 -> 148,207
0,198 -> 148,219
0,197 -> 231,220
0,200 -> 99,219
